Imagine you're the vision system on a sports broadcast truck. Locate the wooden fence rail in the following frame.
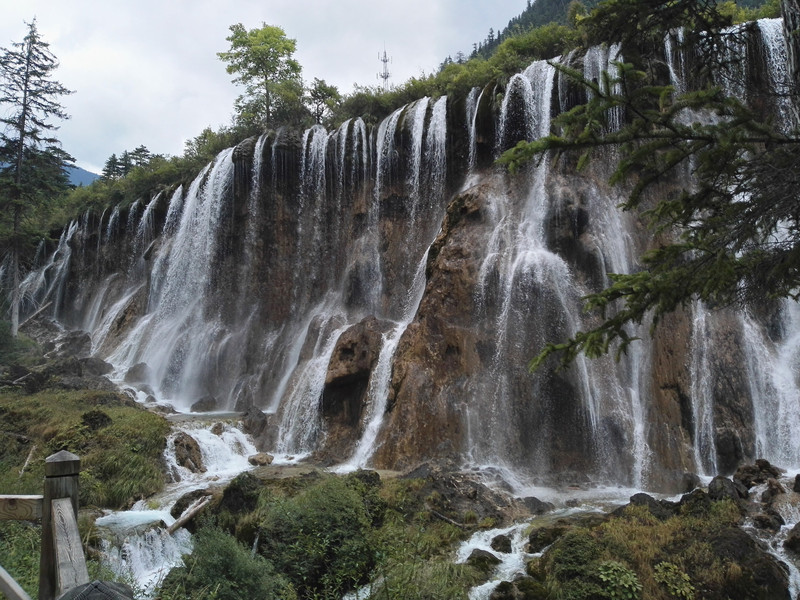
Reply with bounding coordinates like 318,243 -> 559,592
0,451 -> 89,600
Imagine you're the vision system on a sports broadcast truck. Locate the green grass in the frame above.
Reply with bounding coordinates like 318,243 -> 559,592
0,388 -> 170,508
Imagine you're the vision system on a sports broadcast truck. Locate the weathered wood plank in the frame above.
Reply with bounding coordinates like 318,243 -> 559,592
0,564 -> 33,600
51,498 -> 89,597
39,451 -> 81,600
0,495 -> 42,521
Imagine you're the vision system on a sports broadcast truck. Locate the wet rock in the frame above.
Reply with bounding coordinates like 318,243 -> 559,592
466,548 -> 501,575
784,522 -> 800,554
491,534 -> 512,553
80,356 -> 113,376
190,396 -> 218,412
761,478 -> 786,504
171,489 -> 210,520
318,316 -> 389,462
752,509 -> 785,532
489,577 -> 548,600
248,452 -> 274,466
173,432 -> 205,473
678,489 -> 711,515
211,422 -> 225,436
734,460 -> 783,489
123,362 -> 151,384
242,406 -> 268,437
794,474 -> 800,493
708,475 -> 744,503
49,330 -> 92,359
527,522 -> 571,553
613,492 -> 677,521
136,383 -> 156,397
709,527 -> 789,598
522,496 -> 554,515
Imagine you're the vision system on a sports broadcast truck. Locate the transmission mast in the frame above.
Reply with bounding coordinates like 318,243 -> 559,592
378,46 -> 391,91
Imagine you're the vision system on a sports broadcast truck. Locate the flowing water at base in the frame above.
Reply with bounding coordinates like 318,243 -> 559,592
94,418 -> 258,596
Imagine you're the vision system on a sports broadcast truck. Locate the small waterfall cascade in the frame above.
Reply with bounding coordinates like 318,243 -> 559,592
689,300 -> 719,476
95,418 -> 258,596
743,303 -> 800,471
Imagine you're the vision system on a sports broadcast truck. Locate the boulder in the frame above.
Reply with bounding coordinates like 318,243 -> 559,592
491,534 -> 512,554
761,478 -> 786,504
752,510 -> 785,532
170,489 -> 210,520
708,476 -> 743,503
50,330 -> 92,359
242,406 -> 268,437
211,422 -> 225,436
527,522 -> 571,553
190,396 -> 218,412
522,496 -> 555,515
81,356 -> 114,376
123,362 -> 151,384
173,432 -> 205,473
466,548 -> 501,575
248,452 -> 274,466
612,492 -> 676,521
784,522 -> 800,554
489,577 -> 548,600
734,460 -> 782,489
794,474 -> 800,494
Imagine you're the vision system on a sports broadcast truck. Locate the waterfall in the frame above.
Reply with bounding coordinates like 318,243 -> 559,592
16,15 -> 800,496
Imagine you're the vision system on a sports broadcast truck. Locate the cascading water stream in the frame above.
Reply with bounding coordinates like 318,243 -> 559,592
96,419 -> 258,596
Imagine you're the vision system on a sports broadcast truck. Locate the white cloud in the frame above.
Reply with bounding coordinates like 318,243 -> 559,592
0,0 -> 526,173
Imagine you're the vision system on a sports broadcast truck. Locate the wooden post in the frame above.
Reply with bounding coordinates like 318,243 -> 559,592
38,451 -> 81,600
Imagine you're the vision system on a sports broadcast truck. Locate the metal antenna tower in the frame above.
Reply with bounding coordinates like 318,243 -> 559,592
378,46 -> 391,91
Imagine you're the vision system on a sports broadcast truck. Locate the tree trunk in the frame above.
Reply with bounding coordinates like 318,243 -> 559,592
10,204 -> 21,338
10,247 -> 20,338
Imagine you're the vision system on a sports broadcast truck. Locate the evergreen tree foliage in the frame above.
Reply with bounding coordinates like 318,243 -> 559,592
498,0 -> 800,368
0,19 -> 73,337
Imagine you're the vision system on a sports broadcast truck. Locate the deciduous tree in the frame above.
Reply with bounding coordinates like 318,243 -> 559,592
217,23 -> 303,128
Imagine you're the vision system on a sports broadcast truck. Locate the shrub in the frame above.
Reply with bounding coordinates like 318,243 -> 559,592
157,528 -> 295,600
258,476 -> 376,598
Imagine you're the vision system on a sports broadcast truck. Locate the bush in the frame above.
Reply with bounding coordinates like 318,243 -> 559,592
158,528 -> 295,600
258,476 -> 376,599
0,520 -> 40,598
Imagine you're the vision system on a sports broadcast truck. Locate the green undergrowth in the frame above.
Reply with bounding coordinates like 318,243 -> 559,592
0,388 -> 170,508
158,472 -> 485,600
530,499 -> 766,600
0,519 -> 122,600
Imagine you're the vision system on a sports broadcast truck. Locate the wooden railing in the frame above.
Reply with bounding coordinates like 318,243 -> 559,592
0,451 -> 89,600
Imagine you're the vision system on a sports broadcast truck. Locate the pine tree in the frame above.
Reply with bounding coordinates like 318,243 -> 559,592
0,19 -> 73,337
500,0 -> 800,368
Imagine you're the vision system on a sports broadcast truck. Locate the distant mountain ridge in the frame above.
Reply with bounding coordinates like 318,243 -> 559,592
67,165 -> 99,187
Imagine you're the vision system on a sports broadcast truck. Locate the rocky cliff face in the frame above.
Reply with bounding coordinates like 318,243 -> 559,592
21,19 -> 800,493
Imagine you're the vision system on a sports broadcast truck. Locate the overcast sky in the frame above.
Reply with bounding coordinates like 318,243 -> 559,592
0,0 -> 526,174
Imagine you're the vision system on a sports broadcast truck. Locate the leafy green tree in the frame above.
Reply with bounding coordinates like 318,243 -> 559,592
307,77 -> 341,124
500,0 -> 800,368
0,19 -> 73,337
217,23 -> 303,128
